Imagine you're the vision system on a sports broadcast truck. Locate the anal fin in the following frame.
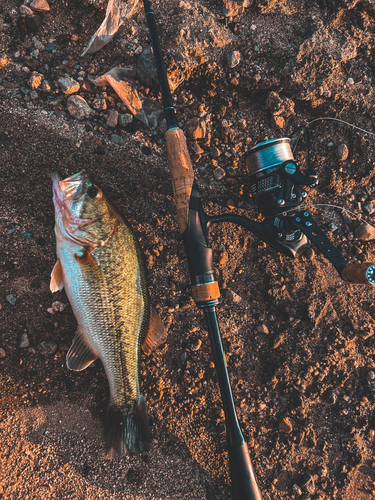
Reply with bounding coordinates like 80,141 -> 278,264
66,328 -> 98,371
141,305 -> 167,356
50,259 -> 64,292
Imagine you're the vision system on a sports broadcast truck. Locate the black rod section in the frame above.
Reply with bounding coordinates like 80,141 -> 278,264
143,0 -> 177,130
204,306 -> 262,500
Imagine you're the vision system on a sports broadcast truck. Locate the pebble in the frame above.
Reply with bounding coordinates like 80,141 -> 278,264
37,341 -> 58,355
292,484 -> 302,496
6,294 -> 17,306
52,301 -> 68,312
278,416 -> 293,433
226,51 -> 241,68
0,348 -> 5,358
106,110 -> 118,128
19,332 -> 30,348
219,252 -> 229,265
191,339 -> 202,351
93,97 -> 107,110
354,223 -> 375,241
337,143 -> 349,161
363,202 -> 375,215
213,166 -> 226,181
185,118 -> 206,140
67,95 -> 94,120
58,77 -> 80,95
326,389 -> 337,404
148,110 -> 163,130
22,229 -> 34,240
111,134 -> 124,145
190,141 -> 204,155
225,289 -> 242,303
180,352 -> 187,362
41,80 -> 51,93
119,113 -> 133,127
20,5 -> 34,16
209,146 -> 221,158
271,115 -> 285,129
257,324 -> 269,334
300,473 -> 315,495
30,0 -> 50,11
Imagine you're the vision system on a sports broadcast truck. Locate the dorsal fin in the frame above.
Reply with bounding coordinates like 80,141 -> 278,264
66,328 -> 98,371
141,305 -> 167,355
50,259 -> 64,292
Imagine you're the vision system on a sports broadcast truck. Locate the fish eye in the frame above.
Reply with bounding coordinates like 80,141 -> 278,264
87,186 -> 99,199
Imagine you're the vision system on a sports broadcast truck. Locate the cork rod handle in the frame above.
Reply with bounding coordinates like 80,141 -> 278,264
165,128 -> 195,234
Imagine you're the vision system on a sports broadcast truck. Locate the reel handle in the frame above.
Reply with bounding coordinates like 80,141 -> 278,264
341,263 -> 375,285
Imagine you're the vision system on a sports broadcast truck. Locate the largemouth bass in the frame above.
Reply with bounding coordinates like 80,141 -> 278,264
50,170 -> 166,458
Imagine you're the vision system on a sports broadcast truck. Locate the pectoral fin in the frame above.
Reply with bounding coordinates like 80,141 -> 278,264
66,329 -> 98,371
50,259 -> 64,292
141,306 -> 167,356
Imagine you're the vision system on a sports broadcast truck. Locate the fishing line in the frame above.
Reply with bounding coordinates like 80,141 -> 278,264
292,116 -> 375,154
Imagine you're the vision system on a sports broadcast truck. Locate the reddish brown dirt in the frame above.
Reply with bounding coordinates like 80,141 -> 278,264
1,1 -> 375,499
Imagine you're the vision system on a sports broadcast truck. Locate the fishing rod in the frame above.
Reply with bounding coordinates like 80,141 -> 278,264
141,0 -> 375,498
142,1 -> 262,499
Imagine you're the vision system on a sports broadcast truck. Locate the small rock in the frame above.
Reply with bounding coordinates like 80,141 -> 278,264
148,110 -> 163,130
41,80 -> 51,93
92,97 -> 107,110
363,202 -> 375,215
190,141 -> 204,155
219,252 -> 229,265
37,341 -> 58,355
257,324 -> 269,334
226,51 -> 241,68
0,348 -> 6,358
292,484 -> 302,496
354,223 -> 375,241
191,339 -> 202,351
300,473 -> 315,495
180,352 -> 187,362
45,43 -> 55,51
20,5 -> 34,15
111,134 -> 124,145
19,332 -> 30,348
326,389 -> 337,404
185,118 -> 206,140
29,71 -> 44,90
106,109 -> 118,128
22,228 -> 33,240
52,301 -> 68,312
304,247 -> 315,260
58,77 -> 80,95
30,0 -> 50,12
278,416 -> 293,433
209,147 -> 221,158
6,294 -> 17,306
337,143 -> 349,161
271,115 -> 285,129
225,289 -> 241,303
158,118 -> 168,135
347,77 -> 354,85
213,166 -> 226,181
67,95 -> 94,120
119,113 -> 133,127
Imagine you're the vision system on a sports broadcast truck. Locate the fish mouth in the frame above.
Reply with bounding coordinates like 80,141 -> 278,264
52,170 -> 89,201
52,170 -> 100,227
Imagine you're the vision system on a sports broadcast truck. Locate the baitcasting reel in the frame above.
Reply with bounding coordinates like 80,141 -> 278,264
184,137 -> 375,295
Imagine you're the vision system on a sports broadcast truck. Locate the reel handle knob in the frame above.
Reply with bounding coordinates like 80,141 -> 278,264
341,263 -> 375,285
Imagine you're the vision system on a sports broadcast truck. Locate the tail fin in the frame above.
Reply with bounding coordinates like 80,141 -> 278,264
105,396 -> 151,458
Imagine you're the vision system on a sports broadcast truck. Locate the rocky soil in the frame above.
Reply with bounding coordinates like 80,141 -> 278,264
1,0 -> 375,499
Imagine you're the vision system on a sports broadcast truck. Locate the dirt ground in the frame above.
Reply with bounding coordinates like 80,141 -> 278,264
1,0 -> 375,499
